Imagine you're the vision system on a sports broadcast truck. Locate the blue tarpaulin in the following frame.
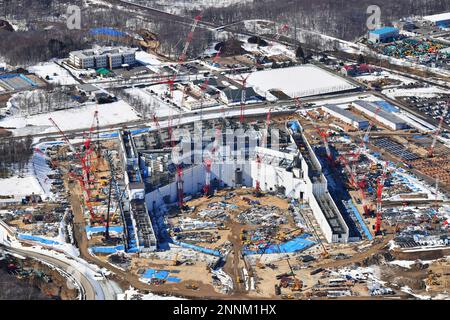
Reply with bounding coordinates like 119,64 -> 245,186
91,245 -> 125,254
243,234 -> 315,255
18,234 -> 61,245
167,277 -> 181,283
347,200 -> 373,240
288,121 -> 301,133
373,101 -> 399,113
142,269 -> 169,279
86,226 -> 124,234
90,28 -> 126,37
172,240 -> 222,257
141,269 -> 181,283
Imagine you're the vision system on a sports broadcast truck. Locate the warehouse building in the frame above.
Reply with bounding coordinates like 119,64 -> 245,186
69,47 -> 136,70
322,104 -> 369,130
352,100 -> 407,130
423,12 -> 450,28
368,27 -> 400,44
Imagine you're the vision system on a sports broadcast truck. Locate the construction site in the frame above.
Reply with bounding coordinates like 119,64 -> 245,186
7,90 -> 442,299
0,5 -> 449,301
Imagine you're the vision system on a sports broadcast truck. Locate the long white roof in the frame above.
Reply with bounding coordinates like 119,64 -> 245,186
423,12 -> 450,23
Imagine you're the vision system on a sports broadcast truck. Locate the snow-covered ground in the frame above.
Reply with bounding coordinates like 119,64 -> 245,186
135,51 -> 163,72
0,100 -> 141,136
117,287 -> 185,300
355,71 -> 417,87
240,65 -> 356,98
124,86 -> 181,117
382,86 -> 448,99
0,176 -> 44,198
28,62 -> 79,85
242,42 -> 296,60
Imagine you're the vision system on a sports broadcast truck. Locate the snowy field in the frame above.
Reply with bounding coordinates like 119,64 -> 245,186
0,176 -> 44,197
382,86 -> 448,99
28,62 -> 79,85
135,51 -> 163,72
0,101 -> 141,135
242,65 -> 356,98
355,71 -> 417,87
125,86 -> 181,118
117,287 -> 185,300
242,42 -> 296,60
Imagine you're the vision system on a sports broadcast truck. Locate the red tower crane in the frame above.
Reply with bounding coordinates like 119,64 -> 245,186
255,153 -> 262,196
48,116 -> 103,223
307,107 -> 333,164
166,14 -> 202,98
235,73 -> 252,124
203,158 -> 212,196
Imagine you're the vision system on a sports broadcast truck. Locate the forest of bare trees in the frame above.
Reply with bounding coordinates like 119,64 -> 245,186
0,0 -> 213,65
200,0 -> 450,41
10,86 -> 76,116
0,136 -> 33,178
0,0 -> 449,65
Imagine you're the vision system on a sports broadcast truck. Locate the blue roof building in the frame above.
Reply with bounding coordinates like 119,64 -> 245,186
368,27 -> 399,44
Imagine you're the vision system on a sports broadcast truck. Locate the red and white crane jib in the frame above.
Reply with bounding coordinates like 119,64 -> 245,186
167,14 -> 202,96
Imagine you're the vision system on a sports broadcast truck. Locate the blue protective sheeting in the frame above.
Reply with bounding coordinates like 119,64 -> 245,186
18,234 -> 61,245
130,128 -> 150,135
86,226 -> 124,234
369,27 -> 399,35
90,28 -> 126,37
243,234 -> 315,255
347,200 -> 373,240
0,73 -> 37,86
141,269 -> 182,283
373,101 -> 399,113
100,132 -> 119,138
19,74 -> 37,87
142,269 -> 170,279
288,121 -> 301,133
91,245 -> 125,254
167,277 -> 181,283
172,240 -> 222,257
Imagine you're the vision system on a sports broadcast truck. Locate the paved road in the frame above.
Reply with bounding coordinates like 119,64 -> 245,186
1,245 -> 96,299
2,88 -> 369,142
0,220 -> 121,300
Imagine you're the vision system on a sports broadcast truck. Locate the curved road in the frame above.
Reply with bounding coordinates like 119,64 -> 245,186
1,245 -> 94,300
0,220 -> 118,300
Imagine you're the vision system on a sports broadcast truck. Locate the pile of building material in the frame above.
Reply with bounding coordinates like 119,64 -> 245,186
178,218 -> 217,231
237,206 -> 288,226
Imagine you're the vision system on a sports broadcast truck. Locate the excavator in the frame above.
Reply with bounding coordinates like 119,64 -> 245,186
285,257 -> 302,291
